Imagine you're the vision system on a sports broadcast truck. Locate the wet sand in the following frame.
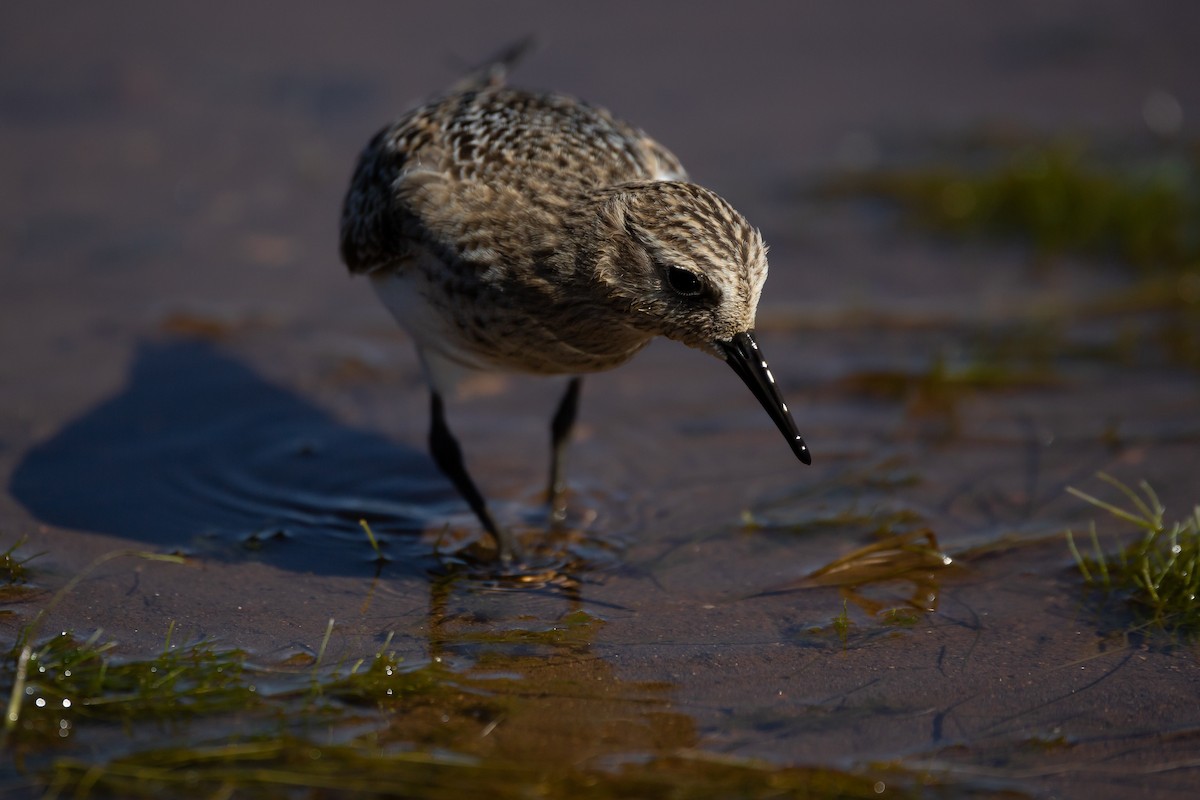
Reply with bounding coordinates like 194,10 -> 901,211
3,3 -> 1200,797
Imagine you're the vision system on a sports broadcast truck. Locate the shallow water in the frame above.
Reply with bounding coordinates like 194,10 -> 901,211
3,3 -> 1200,798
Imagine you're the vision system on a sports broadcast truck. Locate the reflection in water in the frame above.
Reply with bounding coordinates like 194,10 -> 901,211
343,576 -> 921,795
352,574 -> 697,769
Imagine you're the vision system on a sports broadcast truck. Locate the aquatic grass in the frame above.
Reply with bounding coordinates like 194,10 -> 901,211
1,536 -> 41,604
314,641 -> 471,714
1,537 -> 35,585
2,561 -> 1020,799
830,142 -> 1200,276
743,463 -> 951,624
1066,474 -> 1200,634
804,530 -> 954,590
4,551 -> 253,748
827,139 -> 1200,370
831,599 -> 853,644
5,550 -> 188,738
4,629 -> 258,748
762,531 -> 954,639
40,737 -> 956,800
359,518 -> 388,563
811,531 -> 952,625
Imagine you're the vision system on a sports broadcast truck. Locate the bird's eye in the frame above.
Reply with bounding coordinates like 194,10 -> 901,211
666,265 -> 703,297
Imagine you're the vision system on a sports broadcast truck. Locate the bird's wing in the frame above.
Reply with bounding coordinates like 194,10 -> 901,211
340,50 -> 687,275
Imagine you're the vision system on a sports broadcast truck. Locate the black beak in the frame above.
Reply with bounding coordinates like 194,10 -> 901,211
719,331 -> 811,465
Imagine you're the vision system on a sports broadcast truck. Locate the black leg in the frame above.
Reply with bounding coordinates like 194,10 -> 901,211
547,377 -> 582,517
428,392 -> 515,561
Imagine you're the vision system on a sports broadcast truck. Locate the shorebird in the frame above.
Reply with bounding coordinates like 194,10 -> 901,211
339,44 -> 810,562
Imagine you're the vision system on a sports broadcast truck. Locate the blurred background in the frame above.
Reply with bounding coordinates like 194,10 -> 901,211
4,2 -> 1196,404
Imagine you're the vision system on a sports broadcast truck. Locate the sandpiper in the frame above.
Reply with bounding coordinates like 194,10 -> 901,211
339,43 -> 810,561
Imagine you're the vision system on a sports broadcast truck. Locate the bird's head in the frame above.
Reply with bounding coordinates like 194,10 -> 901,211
576,181 -> 764,353
572,181 -> 811,465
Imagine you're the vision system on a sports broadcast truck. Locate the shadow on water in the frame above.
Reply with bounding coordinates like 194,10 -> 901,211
9,339 -> 463,576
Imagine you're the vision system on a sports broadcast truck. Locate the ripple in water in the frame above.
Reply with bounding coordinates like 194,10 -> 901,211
11,340 -> 632,579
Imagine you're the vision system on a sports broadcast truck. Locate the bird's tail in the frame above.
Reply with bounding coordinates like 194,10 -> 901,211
450,36 -> 536,92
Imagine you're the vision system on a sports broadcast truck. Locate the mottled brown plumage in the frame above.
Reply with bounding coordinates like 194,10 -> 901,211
339,46 -> 808,562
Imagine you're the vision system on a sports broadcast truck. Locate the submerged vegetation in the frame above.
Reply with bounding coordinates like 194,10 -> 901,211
1067,474 -> 1200,636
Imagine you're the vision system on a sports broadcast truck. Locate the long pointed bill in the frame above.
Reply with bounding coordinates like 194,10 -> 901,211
718,331 -> 812,465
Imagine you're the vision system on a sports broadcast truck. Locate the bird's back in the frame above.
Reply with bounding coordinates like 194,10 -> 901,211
339,82 -> 686,275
